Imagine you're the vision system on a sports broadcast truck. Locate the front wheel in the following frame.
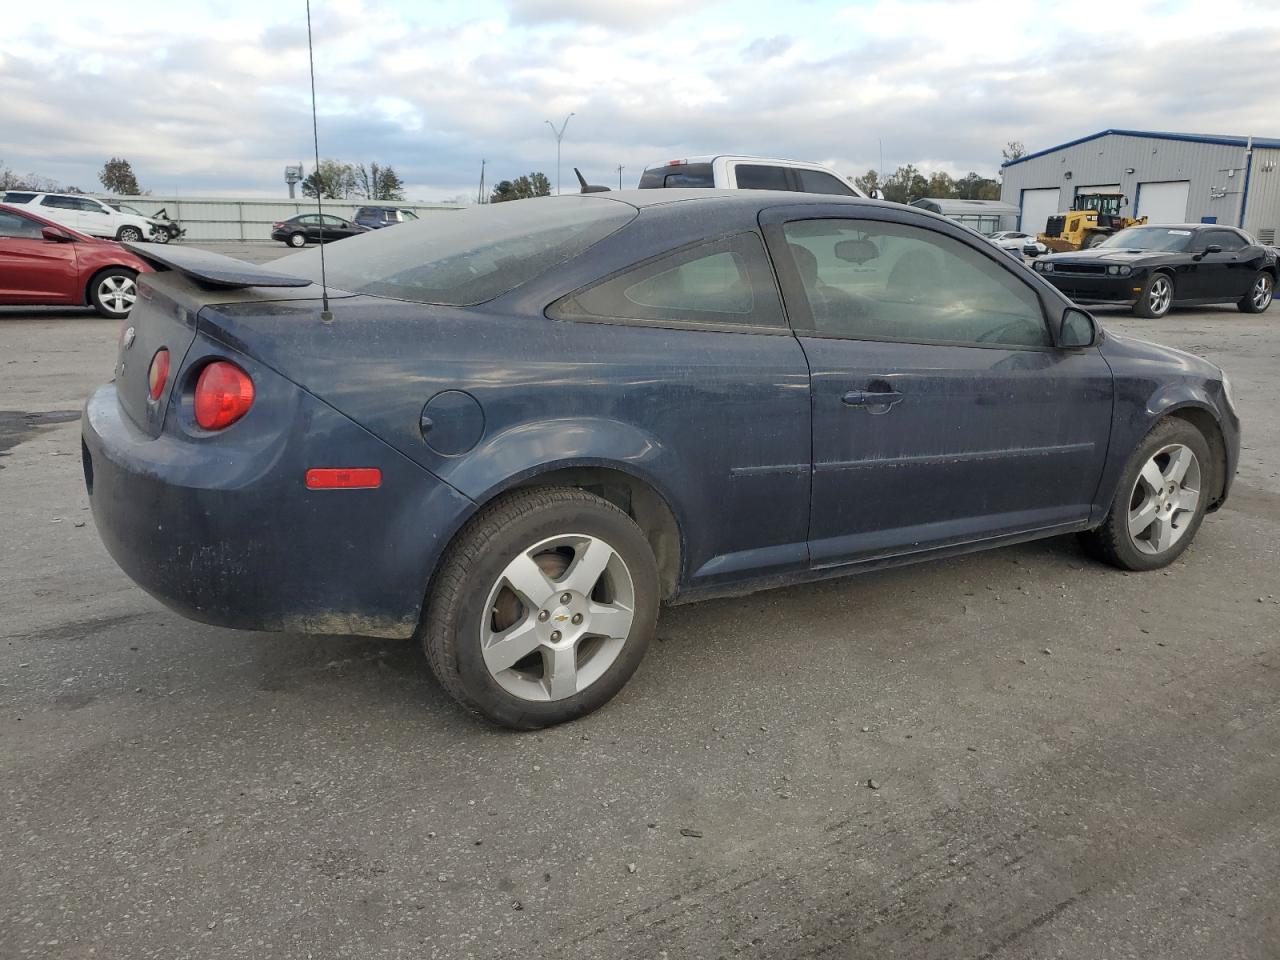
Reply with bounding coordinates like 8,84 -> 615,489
115,225 -> 143,243
423,487 -> 660,729
1237,271 -> 1274,313
151,229 -> 170,244
287,232 -> 307,248
88,269 -> 138,318
1080,418 -> 1212,571
1133,272 -> 1174,318
1083,232 -> 1107,249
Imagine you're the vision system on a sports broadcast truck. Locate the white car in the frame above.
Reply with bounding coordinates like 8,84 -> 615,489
636,155 -> 872,198
0,191 -> 158,242
988,230 -> 1047,256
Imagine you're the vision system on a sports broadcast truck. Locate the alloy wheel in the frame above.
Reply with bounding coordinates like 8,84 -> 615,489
1253,275 -> 1273,311
480,534 -> 635,702
1127,443 -> 1201,555
98,275 -> 137,315
1148,276 -> 1172,315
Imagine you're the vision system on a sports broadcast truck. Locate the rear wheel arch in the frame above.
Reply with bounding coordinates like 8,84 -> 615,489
433,463 -> 685,604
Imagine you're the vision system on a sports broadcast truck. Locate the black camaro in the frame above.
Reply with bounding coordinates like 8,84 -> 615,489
1032,224 -> 1276,318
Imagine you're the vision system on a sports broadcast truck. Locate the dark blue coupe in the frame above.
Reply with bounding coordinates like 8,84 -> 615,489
83,192 -> 1240,728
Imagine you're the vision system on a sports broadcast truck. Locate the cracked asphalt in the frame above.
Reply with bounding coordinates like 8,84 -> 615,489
2,243 -> 1278,959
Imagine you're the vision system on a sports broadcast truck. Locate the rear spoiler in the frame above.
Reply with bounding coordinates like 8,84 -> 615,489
123,243 -> 313,289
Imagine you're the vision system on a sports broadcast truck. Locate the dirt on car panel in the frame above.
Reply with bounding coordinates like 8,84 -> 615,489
0,409 -> 81,464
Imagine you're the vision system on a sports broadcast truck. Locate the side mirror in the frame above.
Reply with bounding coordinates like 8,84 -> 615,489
868,188 -> 885,200
1193,243 -> 1222,261
41,225 -> 74,243
1059,307 -> 1097,348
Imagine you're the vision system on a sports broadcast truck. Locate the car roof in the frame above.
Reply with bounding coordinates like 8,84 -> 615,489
591,188 -> 879,210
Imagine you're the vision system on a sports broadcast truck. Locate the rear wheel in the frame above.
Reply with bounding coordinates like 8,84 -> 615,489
423,487 -> 660,729
287,232 -> 307,247
1080,418 -> 1211,571
1237,271 -> 1274,313
88,269 -> 138,318
1133,272 -> 1173,318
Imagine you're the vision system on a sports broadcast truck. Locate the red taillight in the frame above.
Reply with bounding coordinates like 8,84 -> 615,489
272,221 -> 284,229
194,361 -> 255,430
665,159 -> 686,167
305,468 -> 382,489
148,348 -> 170,401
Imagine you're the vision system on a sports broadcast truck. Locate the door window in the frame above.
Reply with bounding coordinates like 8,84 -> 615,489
40,196 -> 76,209
795,169 -> 857,196
781,218 -> 1050,348
734,165 -> 792,192
0,210 -> 44,239
321,215 -> 347,226
551,232 -> 784,329
76,198 -> 107,213
297,214 -> 320,224
1203,229 -> 1246,252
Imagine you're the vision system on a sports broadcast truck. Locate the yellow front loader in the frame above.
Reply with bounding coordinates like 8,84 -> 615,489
1037,193 -> 1147,253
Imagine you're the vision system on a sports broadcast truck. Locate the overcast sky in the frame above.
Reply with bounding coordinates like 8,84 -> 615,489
2,0 -> 1277,201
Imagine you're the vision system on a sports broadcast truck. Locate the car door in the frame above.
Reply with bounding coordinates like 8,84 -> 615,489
1193,229 -> 1256,300
75,197 -> 115,237
319,214 -> 352,240
761,204 -> 1114,567
0,208 -> 79,304
37,196 -> 84,233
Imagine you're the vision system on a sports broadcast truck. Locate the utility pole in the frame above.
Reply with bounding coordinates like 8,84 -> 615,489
477,159 -> 486,205
545,113 -> 574,195
617,164 -> 624,190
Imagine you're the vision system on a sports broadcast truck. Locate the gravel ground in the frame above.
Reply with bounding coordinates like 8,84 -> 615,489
2,243 -> 1278,959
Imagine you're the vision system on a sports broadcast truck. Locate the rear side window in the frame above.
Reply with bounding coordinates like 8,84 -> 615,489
734,165 -> 791,191
40,195 -> 74,209
796,169 -> 857,196
637,163 -> 715,188
1204,229 -> 1246,252
284,196 -> 637,306
551,232 -> 785,329
401,210 -> 418,220
3,192 -> 36,204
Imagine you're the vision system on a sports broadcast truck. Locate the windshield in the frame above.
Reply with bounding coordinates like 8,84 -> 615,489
1097,227 -> 1194,252
280,196 -> 637,305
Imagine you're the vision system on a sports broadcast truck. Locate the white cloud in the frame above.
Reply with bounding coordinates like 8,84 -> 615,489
2,0 -> 1278,200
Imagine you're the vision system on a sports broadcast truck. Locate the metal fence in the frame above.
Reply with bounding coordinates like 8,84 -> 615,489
100,195 -> 465,242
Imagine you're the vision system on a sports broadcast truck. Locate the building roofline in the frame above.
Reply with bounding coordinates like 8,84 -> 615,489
1002,129 -> 1280,168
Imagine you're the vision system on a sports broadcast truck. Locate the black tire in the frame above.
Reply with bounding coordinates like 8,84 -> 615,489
1079,418 -> 1212,571
422,486 -> 660,729
87,268 -> 139,319
287,232 -> 307,248
152,229 -> 170,244
115,225 -> 143,243
1132,271 -> 1174,318
1237,270 -> 1274,313
1083,232 -> 1107,249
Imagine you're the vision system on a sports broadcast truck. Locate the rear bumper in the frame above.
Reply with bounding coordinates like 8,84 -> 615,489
82,382 -> 474,638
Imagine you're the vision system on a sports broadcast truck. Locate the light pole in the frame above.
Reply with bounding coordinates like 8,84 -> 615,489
545,113 -> 574,195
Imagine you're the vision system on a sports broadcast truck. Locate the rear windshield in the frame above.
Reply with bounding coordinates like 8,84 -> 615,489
281,196 -> 637,306
637,163 -> 715,189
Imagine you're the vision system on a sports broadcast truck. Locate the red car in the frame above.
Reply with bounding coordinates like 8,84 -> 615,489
0,202 -> 152,318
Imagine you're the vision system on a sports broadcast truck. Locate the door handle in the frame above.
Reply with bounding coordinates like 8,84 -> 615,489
842,389 -> 904,409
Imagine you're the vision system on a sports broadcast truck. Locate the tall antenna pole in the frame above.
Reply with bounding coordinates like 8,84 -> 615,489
545,113 -> 574,195
305,0 -> 332,322
617,164 -> 624,190
478,158 -> 486,205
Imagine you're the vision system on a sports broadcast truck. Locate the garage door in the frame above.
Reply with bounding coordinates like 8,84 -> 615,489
1136,181 -> 1190,224
1019,188 -> 1061,234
